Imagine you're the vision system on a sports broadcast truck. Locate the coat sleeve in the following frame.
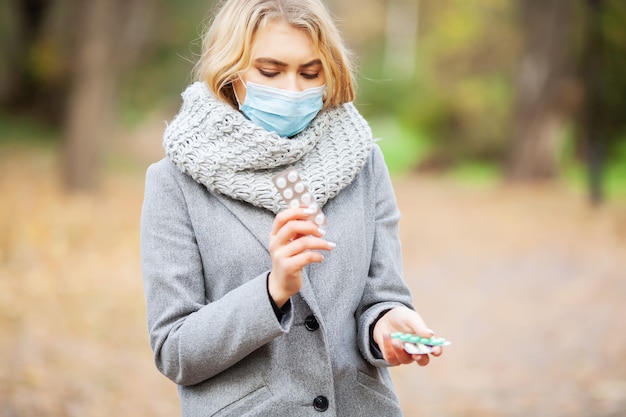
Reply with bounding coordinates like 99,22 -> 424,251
356,145 -> 415,366
140,160 -> 292,386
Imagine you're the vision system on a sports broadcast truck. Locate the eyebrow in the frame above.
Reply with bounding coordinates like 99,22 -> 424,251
253,57 -> 322,69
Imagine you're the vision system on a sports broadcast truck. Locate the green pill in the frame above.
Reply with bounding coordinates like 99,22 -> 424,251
391,332 -> 451,347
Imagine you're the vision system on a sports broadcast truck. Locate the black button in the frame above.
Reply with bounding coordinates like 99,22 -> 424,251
313,395 -> 329,412
304,315 -> 319,331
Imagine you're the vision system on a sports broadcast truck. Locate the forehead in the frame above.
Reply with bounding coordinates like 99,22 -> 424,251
251,20 -> 319,62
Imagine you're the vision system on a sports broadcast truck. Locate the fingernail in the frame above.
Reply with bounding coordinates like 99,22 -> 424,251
327,241 -> 336,249
427,328 -> 435,336
318,228 -> 326,236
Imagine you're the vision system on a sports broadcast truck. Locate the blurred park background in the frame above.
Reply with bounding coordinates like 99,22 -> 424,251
1,0 -> 625,416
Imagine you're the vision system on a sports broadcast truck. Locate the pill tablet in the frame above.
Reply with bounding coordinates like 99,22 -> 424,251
275,177 -> 287,189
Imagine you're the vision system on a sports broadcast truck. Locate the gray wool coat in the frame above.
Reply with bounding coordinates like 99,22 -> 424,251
140,144 -> 415,417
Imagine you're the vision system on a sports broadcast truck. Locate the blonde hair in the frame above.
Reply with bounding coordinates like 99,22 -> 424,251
194,0 -> 355,109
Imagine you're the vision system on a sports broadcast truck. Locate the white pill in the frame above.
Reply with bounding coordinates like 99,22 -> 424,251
294,182 -> 305,193
287,171 -> 298,182
275,177 -> 287,188
301,193 -> 312,205
315,213 -> 326,225
283,188 -> 293,199
289,199 -> 300,209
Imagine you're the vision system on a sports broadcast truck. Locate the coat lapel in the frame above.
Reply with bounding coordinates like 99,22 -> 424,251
212,192 -> 273,251
212,191 -> 322,316
298,268 -> 322,320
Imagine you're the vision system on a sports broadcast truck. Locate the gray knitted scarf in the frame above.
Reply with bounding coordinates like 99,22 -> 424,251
163,81 -> 374,213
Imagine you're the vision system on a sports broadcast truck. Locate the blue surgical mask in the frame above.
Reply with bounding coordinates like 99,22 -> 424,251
237,81 -> 325,137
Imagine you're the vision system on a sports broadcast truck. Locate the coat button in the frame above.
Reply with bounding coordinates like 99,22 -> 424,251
313,395 -> 329,412
304,315 -> 319,331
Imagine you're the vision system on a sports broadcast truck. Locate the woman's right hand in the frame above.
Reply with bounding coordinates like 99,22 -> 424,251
268,207 -> 335,308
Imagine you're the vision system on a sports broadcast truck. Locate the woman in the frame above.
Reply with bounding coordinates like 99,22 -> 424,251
140,0 -> 443,415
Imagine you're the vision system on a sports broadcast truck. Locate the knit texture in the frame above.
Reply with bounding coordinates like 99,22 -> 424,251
163,81 -> 374,213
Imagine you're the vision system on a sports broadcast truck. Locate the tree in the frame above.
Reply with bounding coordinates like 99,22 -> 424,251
505,0 -> 578,180
578,0 -> 626,203
62,0 -> 155,190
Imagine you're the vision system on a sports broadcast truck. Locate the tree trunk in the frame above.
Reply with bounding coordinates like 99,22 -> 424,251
61,0 -> 153,190
580,0 -> 606,204
384,0 -> 418,80
578,0 -> 626,205
506,0 -> 575,180
62,0 -> 118,190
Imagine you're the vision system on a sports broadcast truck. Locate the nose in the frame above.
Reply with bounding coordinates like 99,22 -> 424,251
283,74 -> 302,92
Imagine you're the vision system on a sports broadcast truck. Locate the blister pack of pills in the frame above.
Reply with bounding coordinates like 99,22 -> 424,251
272,166 -> 328,227
391,332 -> 451,355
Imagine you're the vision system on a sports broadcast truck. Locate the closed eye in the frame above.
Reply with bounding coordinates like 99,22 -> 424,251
259,68 -> 279,78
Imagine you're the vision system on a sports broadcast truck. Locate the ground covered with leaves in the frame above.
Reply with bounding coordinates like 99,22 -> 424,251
1,145 -> 625,416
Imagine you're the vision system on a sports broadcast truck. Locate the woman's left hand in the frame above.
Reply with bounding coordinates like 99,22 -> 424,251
372,306 -> 443,367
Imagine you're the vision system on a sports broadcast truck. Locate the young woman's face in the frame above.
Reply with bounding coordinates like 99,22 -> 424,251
234,20 -> 326,104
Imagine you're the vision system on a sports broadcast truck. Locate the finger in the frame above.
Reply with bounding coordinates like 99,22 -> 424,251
271,218 -> 325,247
393,344 -> 416,365
273,236 -> 334,273
270,208 -> 312,237
282,250 -> 326,271
282,235 -> 335,257
413,354 -> 430,367
384,307 -> 430,337
403,314 -> 436,340
407,318 -> 434,339
419,327 -> 436,338
272,237 -> 332,269
281,239 -> 336,273
429,346 -> 443,357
